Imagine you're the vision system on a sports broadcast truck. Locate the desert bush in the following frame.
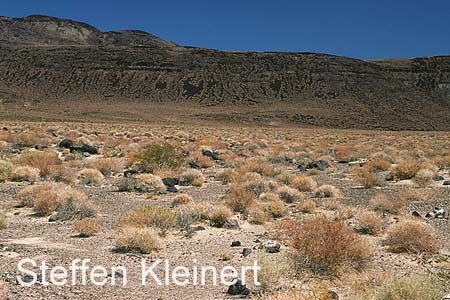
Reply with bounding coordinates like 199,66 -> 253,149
240,157 -> 273,176
0,160 -> 13,182
413,169 -> 434,187
355,167 -> 383,188
361,274 -> 444,300
356,212 -> 383,235
334,145 -> 353,161
277,186 -> 304,203
208,206 -> 233,227
15,150 -> 61,176
171,194 -> 193,207
244,179 -> 279,197
0,211 -> 7,230
275,170 -> 295,184
75,218 -> 101,237
262,196 -> 286,218
115,226 -> 161,254
297,199 -> 316,214
383,219 -> 440,253
249,208 -> 269,225
49,164 -> 76,184
369,193 -> 403,214
392,160 -> 421,180
258,254 -> 293,292
189,152 -> 214,168
11,166 -> 40,182
135,174 -> 166,193
224,185 -> 257,214
291,175 -> 317,192
16,183 -> 95,218
77,168 -> 104,186
397,188 -> 431,203
366,157 -> 391,172
89,158 -> 124,176
120,205 -> 178,235
288,215 -> 371,273
180,169 -> 205,187
242,171 -> 262,182
136,143 -> 185,171
216,168 -> 238,184
314,185 -> 341,198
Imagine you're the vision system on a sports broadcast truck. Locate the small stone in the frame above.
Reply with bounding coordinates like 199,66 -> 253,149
433,175 -> 444,181
242,248 -> 252,257
262,240 -> 281,253
412,211 -> 421,218
443,181 -> 450,186
231,241 -> 241,247
227,278 -> 250,296
167,186 -> 178,193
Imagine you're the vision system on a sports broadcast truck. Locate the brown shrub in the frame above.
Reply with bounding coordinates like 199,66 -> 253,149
277,186 -> 304,203
366,157 -> 391,172
297,199 -> 316,214
189,152 -> 214,168
48,164 -> 76,184
75,218 -> 101,237
77,168 -> 104,186
289,215 -> 371,273
224,185 -> 257,214
314,185 -> 341,198
291,175 -> 317,192
15,150 -> 61,176
369,193 -> 404,214
115,226 -> 161,254
171,194 -> 193,207
120,205 -> 177,235
384,219 -> 441,253
89,158 -> 125,176
392,160 -> 421,180
180,169 -> 205,187
355,167 -> 383,188
356,212 -> 383,235
208,206 -> 233,227
11,166 -> 40,182
249,208 -> 269,225
413,169 -> 434,187
334,145 -> 353,160
240,157 -> 273,176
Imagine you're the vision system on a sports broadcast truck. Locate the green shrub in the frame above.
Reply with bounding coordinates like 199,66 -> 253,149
136,143 -> 185,171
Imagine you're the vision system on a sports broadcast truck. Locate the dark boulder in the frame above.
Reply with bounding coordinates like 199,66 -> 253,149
162,177 -> 179,187
167,186 -> 178,193
202,149 -> 220,160
298,160 -> 329,171
230,241 -> 241,247
58,139 -> 73,149
227,279 -> 250,296
79,143 -> 98,154
433,175 -> 444,181
189,161 -> 201,169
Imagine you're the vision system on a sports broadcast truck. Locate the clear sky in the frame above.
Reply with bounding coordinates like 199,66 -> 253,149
1,0 -> 449,59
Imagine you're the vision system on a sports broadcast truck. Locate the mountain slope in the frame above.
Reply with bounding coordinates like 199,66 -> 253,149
0,15 -> 449,129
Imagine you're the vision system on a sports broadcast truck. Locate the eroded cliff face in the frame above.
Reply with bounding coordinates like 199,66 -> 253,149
0,15 -> 449,129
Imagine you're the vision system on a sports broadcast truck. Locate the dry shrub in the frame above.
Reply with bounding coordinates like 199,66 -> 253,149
355,167 -> 383,188
244,179 -> 279,197
208,206 -> 233,227
177,202 -> 233,228
258,254 -> 294,292
362,274 -> 444,300
180,169 -> 205,187
334,145 -> 353,160
288,215 -> 371,273
11,166 -> 40,182
0,281 -> 9,300
369,193 -> 404,214
216,168 -> 238,184
16,183 -> 95,217
297,199 -> 316,214
75,218 -> 101,237
291,175 -> 317,192
397,188 -> 432,203
0,211 -> 7,230
392,160 -> 421,180
366,157 -> 391,172
135,174 -> 166,193
383,219 -> 441,253
240,157 -> 273,176
275,170 -> 295,184
413,169 -> 434,187
89,158 -> 124,176
0,160 -> 13,182
242,172 -> 262,182
77,168 -> 104,186
15,150 -> 61,176
115,226 -> 161,254
249,208 -> 269,225
49,164 -> 76,184
120,205 -> 177,235
314,185 -> 341,198
258,289 -> 333,300
171,194 -> 193,207
356,212 -> 383,235
189,152 -> 214,168
224,185 -> 257,214
263,197 -> 286,218
277,186 -> 304,203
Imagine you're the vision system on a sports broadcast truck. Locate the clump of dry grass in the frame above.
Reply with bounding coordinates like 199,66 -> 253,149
258,254 -> 294,292
392,160 -> 421,180
115,226 -> 161,254
314,184 -> 341,198
75,218 -> 101,237
366,157 -> 391,172
413,169 -> 434,187
89,158 -> 125,176
77,168 -> 104,186
277,186 -> 304,203
260,194 -> 286,218
239,157 -> 274,176
49,164 -> 77,184
0,160 -> 13,182
249,208 -> 269,225
360,274 -> 444,300
177,202 -> 233,228
383,219 -> 441,253
16,183 -> 95,218
208,206 -> 233,227
120,205 -> 177,235
287,215 -> 371,273
291,175 -> 317,192
355,167 -> 384,188
189,152 -> 214,168
180,169 -> 205,187
369,193 -> 404,214
15,150 -> 61,176
0,211 -> 7,230
224,185 -> 257,214
135,174 -> 167,193
216,168 -> 238,184
171,194 -> 193,207
356,212 -> 383,235
11,166 -> 40,182
297,199 -> 317,214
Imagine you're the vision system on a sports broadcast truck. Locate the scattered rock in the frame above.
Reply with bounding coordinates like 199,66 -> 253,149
298,160 -> 329,171
224,219 -> 240,230
189,161 -> 201,169
231,241 -> 241,247
242,248 -> 252,257
412,211 -> 421,218
444,181 -> 450,186
190,225 -> 206,232
261,240 -> 281,253
167,186 -> 178,193
162,177 -> 179,187
202,149 -> 220,160
328,290 -> 339,300
58,139 -> 73,149
227,278 -> 250,296
124,169 -> 139,177
425,208 -> 446,218
433,175 -> 445,181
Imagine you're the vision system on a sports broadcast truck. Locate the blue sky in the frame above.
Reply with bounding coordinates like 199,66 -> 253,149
1,0 -> 449,59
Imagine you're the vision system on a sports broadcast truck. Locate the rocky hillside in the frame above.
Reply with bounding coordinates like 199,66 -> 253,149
1,15 -> 450,129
